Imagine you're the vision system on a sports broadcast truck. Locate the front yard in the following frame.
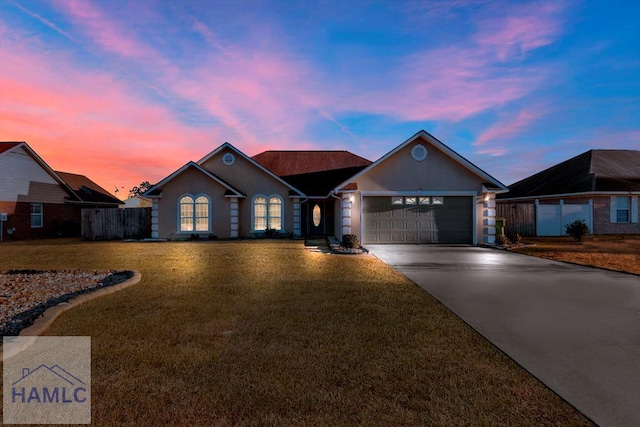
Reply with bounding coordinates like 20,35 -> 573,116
0,239 -> 591,426
512,235 -> 640,275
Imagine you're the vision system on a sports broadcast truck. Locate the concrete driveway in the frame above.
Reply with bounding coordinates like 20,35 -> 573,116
367,245 -> 640,427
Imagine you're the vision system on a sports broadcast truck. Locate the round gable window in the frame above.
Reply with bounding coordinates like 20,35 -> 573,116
222,152 -> 235,166
411,144 -> 428,162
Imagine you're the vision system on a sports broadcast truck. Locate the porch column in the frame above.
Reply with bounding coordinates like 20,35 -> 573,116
293,197 -> 301,237
482,193 -> 496,244
230,197 -> 239,238
341,194 -> 353,237
151,199 -> 159,238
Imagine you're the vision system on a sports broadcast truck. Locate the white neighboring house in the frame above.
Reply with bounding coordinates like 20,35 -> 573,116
124,195 -> 152,209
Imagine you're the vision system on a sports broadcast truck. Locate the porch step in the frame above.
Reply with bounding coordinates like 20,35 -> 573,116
304,238 -> 332,253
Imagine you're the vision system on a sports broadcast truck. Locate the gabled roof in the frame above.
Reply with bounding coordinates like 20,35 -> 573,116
2,141 -> 124,205
498,149 -> 640,199
56,171 -> 123,205
143,161 -> 246,198
197,142 -> 305,197
333,130 -> 508,193
252,150 -> 372,176
1,141 -> 80,201
0,141 -> 23,154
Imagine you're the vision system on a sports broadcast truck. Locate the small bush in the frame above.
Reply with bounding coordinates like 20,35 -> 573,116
342,234 -> 360,248
495,234 -> 510,246
508,233 -> 521,244
565,219 -> 590,242
264,228 -> 277,238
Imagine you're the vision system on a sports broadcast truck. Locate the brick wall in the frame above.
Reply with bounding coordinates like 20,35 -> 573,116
592,196 -> 640,234
1,202 -> 82,240
497,195 -> 640,236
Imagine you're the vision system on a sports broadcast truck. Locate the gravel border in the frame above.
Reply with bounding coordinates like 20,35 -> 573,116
1,270 -> 135,336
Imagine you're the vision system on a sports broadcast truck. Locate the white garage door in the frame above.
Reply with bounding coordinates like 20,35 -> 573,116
363,196 -> 473,244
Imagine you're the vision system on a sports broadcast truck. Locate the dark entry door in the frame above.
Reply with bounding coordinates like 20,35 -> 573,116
309,202 -> 325,235
306,200 -> 334,236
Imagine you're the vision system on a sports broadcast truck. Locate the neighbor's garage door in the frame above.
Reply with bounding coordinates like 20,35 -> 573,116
363,196 -> 473,244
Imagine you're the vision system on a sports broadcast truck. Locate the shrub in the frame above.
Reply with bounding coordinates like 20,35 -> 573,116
264,228 -> 277,238
565,219 -> 590,242
508,233 -> 521,244
342,234 -> 360,248
495,234 -> 510,246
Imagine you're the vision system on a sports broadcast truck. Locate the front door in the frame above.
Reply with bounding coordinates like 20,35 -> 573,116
309,202 -> 325,235
306,200 -> 333,236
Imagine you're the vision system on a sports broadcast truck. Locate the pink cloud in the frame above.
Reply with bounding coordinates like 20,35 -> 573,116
0,39 -> 222,196
339,1 -> 565,123
474,108 -> 544,156
474,2 -> 565,61
164,30 -> 329,152
54,0 -> 146,58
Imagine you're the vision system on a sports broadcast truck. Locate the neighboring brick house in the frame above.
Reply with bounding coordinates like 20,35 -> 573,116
0,142 -> 123,240
496,149 -> 640,236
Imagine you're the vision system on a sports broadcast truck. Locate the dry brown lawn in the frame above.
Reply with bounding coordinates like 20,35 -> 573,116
512,234 -> 640,275
0,239 -> 593,426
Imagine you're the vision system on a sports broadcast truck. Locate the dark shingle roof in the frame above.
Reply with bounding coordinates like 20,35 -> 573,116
252,150 -> 372,177
499,150 -> 640,199
0,142 -> 23,154
56,171 -> 123,205
279,166 -> 370,197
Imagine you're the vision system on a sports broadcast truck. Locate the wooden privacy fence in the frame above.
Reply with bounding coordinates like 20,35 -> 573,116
82,207 -> 151,240
496,203 -> 536,237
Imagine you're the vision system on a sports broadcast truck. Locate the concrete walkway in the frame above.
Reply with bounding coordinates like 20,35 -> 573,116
367,245 -> 640,427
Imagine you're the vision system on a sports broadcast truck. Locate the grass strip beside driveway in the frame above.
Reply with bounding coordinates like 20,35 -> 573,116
0,239 -> 592,426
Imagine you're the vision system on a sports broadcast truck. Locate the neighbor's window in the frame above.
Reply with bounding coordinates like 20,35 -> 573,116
30,203 -> 43,228
253,194 -> 283,231
179,194 -> 210,232
616,196 -> 630,223
391,197 -> 404,205
405,197 -> 417,205
418,197 -> 430,205
432,197 -> 444,205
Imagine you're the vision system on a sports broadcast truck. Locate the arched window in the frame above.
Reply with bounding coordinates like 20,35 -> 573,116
253,196 -> 267,231
253,194 -> 283,231
179,194 -> 210,232
268,196 -> 282,230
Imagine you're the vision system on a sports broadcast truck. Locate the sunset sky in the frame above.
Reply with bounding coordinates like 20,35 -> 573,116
1,0 -> 638,198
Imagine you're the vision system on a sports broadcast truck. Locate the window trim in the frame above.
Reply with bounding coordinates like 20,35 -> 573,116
251,193 -> 284,232
177,193 -> 211,233
615,196 -> 631,223
30,203 -> 43,228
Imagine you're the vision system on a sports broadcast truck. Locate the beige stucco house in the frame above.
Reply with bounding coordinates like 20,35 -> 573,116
145,130 -> 508,244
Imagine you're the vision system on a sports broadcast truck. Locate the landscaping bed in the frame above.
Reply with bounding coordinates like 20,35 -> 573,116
0,269 -> 133,336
